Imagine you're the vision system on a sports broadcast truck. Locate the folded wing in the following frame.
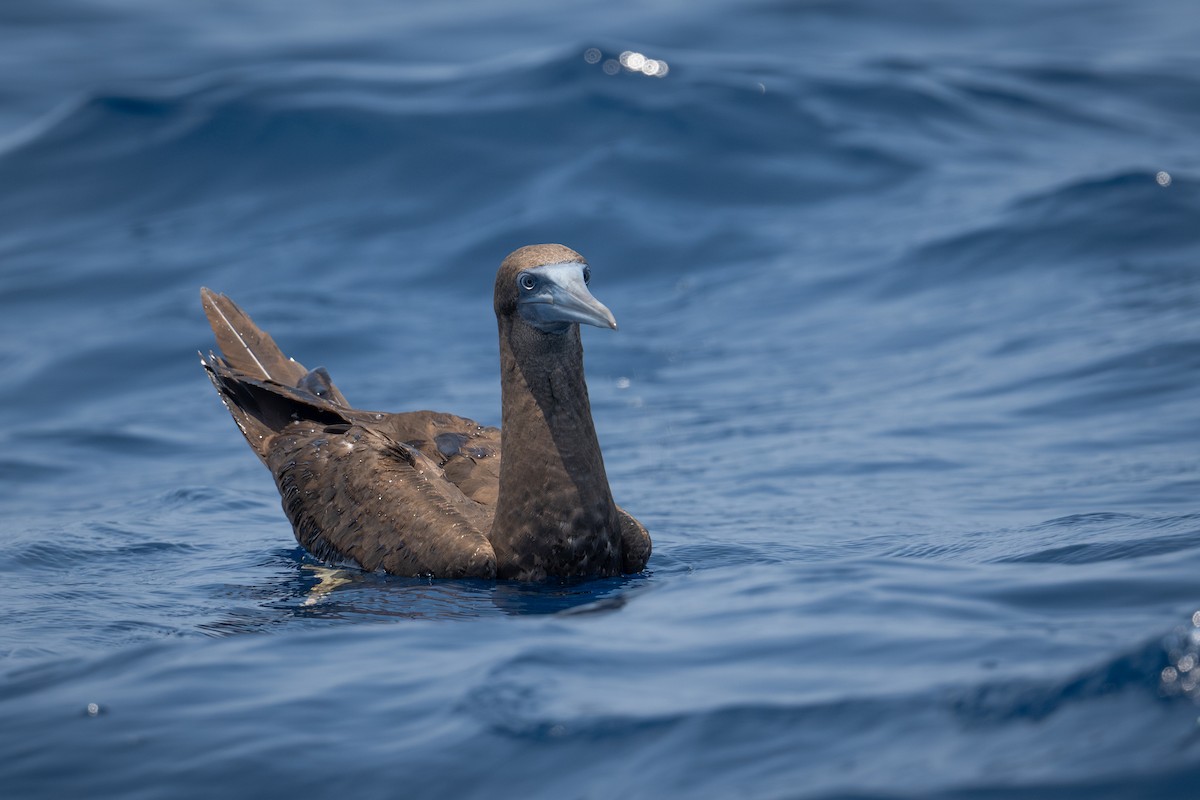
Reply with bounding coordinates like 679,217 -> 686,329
200,288 -> 499,577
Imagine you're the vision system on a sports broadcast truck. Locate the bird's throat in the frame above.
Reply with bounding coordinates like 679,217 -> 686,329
490,319 -> 622,579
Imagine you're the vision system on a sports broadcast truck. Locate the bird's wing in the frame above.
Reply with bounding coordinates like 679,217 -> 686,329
201,288 -> 502,576
265,420 -> 497,578
369,410 -> 503,507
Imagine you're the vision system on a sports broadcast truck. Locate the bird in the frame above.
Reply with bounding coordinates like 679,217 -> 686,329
200,244 -> 651,581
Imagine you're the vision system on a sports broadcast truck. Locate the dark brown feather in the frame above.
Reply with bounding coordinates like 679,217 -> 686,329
268,424 -> 495,577
200,288 -> 308,386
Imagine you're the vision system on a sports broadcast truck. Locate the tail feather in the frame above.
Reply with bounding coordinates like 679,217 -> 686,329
200,288 -> 353,461
201,355 -> 350,461
200,287 -> 308,386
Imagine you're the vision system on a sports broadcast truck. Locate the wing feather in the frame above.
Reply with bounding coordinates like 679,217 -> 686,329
267,422 -> 496,578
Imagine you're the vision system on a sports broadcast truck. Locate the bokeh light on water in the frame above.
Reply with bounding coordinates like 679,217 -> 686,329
1160,611 -> 1200,700
583,47 -> 669,78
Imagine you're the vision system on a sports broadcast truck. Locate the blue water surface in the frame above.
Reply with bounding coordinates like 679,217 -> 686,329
3,1 -> 1200,797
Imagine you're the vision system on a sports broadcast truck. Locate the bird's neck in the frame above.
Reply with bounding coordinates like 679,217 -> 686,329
490,317 -> 621,580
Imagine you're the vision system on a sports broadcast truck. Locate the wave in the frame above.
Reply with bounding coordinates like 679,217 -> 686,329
883,170 -> 1199,295
0,51 -> 915,227
5,52 -> 933,338
7,609 -> 1198,798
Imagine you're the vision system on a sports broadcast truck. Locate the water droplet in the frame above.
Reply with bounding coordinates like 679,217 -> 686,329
86,702 -> 101,716
1156,170 -> 1172,187
616,377 -> 631,390
583,48 -> 602,64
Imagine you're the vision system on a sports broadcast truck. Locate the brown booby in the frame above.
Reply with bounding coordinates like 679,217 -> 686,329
200,244 -> 651,581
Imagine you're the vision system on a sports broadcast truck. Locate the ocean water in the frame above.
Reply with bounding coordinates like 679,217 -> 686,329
3,0 -> 1200,796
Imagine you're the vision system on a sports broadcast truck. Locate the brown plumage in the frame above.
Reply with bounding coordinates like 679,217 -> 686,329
200,244 -> 650,581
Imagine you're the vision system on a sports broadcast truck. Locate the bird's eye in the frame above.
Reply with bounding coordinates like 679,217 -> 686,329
519,273 -> 536,291
582,266 -> 591,285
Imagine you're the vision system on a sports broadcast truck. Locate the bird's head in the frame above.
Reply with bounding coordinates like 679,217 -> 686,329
494,244 -> 617,335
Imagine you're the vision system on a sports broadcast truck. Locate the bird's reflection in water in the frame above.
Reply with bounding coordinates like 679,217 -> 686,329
489,576 -> 643,616
255,550 -> 652,624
